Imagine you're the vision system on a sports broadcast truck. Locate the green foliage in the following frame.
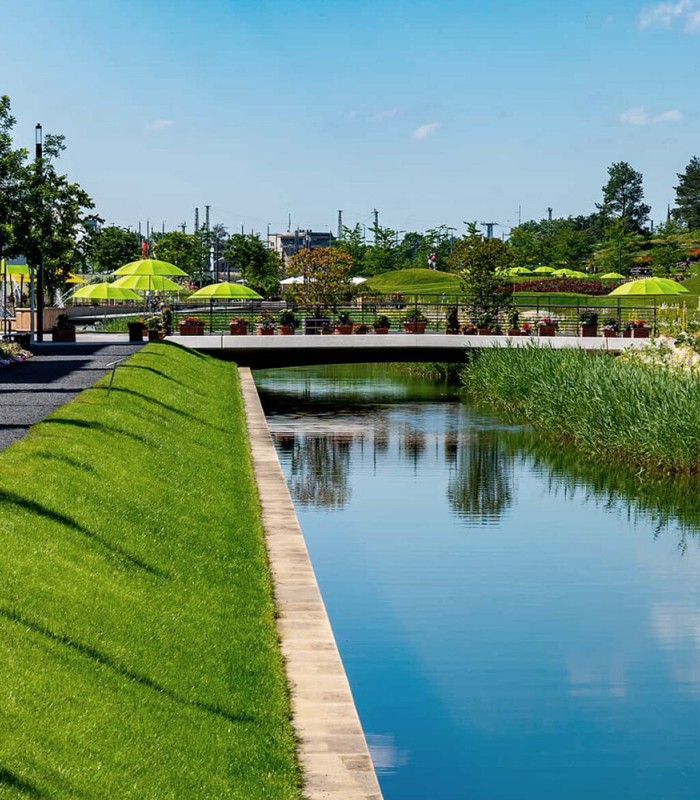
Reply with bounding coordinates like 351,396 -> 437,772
0,344 -> 301,797
287,247 -> 353,316
222,233 -> 281,296
449,227 -> 514,319
155,231 -> 203,276
673,155 -> 700,231
0,95 -> 25,259
89,225 -> 141,273
463,346 -> 700,473
364,224 -> 400,275
337,224 -> 366,273
651,220 -> 687,276
597,218 -> 640,273
598,161 -> 650,232
508,218 -> 594,270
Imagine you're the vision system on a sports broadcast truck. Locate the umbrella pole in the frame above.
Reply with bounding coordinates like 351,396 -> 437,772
210,300 -> 213,333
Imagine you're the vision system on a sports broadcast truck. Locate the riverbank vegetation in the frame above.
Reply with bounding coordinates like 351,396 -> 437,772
462,345 -> 700,474
0,343 -> 300,798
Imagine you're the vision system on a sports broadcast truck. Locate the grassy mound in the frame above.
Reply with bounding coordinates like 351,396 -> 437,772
363,268 -> 461,296
462,346 -> 700,473
0,343 -> 300,799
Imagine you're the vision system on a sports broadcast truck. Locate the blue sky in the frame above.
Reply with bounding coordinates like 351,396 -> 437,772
3,0 -> 699,237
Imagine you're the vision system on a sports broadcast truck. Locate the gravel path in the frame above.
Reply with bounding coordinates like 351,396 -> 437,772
0,343 -> 142,452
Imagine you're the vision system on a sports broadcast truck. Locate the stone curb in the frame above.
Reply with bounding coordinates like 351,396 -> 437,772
238,367 -> 383,800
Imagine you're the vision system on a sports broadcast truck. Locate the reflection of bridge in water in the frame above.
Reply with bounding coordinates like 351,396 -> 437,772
170,332 -> 646,369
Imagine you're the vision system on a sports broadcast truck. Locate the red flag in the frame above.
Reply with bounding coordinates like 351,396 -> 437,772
142,240 -> 148,259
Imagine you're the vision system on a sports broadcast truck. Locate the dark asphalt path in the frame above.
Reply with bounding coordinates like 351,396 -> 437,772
0,343 -> 142,451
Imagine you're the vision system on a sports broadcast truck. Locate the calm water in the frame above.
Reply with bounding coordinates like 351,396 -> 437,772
255,365 -> 700,800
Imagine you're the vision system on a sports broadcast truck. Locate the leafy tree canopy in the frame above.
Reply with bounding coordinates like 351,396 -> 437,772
287,247 -> 353,316
597,161 -> 650,233
222,233 -> 281,296
673,155 -> 700,231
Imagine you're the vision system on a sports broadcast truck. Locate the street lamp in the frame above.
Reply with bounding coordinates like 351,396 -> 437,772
35,124 -> 44,343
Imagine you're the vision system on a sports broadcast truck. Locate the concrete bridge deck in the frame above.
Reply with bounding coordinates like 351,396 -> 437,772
166,332 -> 646,368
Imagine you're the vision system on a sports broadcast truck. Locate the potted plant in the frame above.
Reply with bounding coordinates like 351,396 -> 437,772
321,320 -> 335,335
602,317 -> 619,338
445,306 -> 460,335
373,314 -> 391,334
256,312 -> 276,335
462,322 -> 478,335
51,313 -> 76,343
127,319 -> 146,342
354,323 -> 369,334
579,310 -> 598,337
477,312 -> 495,335
277,309 -> 297,335
335,311 -> 354,335
161,306 -> 173,336
520,322 -> 532,336
146,316 -> 162,341
627,319 -> 651,339
403,309 -> 428,334
229,317 -> 248,335
536,316 -> 558,337
507,309 -> 520,336
178,316 -> 206,336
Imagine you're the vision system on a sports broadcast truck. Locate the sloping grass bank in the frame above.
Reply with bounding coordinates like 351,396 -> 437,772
0,343 -> 300,798
462,346 -> 700,473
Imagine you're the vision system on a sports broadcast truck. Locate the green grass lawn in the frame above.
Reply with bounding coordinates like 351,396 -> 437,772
362,268 -> 461,296
0,343 -> 300,799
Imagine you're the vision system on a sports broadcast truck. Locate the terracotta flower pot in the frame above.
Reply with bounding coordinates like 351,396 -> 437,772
632,328 -> 650,338
335,324 -> 354,335
229,322 -> 248,336
374,328 -> 389,334
321,328 -> 334,335
477,328 -> 494,336
277,324 -> 295,335
622,330 -> 632,338
603,330 -> 618,338
147,329 -> 161,341
537,325 -> 556,337
354,328 -> 368,335
257,326 -> 275,336
179,324 -> 204,336
579,325 -> 598,337
404,322 -> 427,334
507,329 -> 521,336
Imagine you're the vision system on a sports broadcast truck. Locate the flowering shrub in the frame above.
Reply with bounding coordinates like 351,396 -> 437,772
628,319 -> 650,330
602,317 -> 619,332
0,342 -> 31,368
536,317 -> 558,329
255,312 -> 276,329
520,322 -> 532,334
180,316 -> 205,326
512,278 -> 613,295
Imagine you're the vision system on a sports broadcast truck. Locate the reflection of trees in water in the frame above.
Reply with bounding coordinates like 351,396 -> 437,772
447,430 -> 515,524
400,425 -> 426,469
280,432 -> 354,509
503,429 -> 700,553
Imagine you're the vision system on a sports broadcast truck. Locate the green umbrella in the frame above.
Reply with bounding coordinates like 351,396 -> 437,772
1,260 -> 30,277
533,266 -> 555,274
552,268 -> 587,278
112,275 -> 181,292
599,272 -> 626,280
113,258 -> 187,277
72,283 -> 141,301
188,282 -> 263,300
506,267 -> 532,276
608,277 -> 690,296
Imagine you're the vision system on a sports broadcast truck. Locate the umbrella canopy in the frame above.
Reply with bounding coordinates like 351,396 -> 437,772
72,283 -> 141,301
599,272 -> 626,280
66,273 -> 86,284
112,275 -> 181,292
113,258 -> 187,277
552,268 -> 587,278
2,261 -> 30,277
608,277 -> 690,296
188,282 -> 263,300
533,266 -> 555,274
506,267 -> 532,276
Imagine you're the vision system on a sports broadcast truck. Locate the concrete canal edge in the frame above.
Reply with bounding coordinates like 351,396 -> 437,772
238,368 -> 384,800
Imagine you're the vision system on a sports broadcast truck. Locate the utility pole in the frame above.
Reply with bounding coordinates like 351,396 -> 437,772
180,221 -> 186,233
146,219 -> 150,241
162,221 -> 165,235
287,213 -> 291,233
35,123 -> 44,343
337,210 -> 343,240
547,207 -> 553,222
518,204 -> 522,226
205,205 -> 210,234
372,209 -> 379,244
194,207 -> 199,233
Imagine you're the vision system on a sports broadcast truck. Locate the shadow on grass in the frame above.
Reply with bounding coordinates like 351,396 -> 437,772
42,418 -> 148,444
0,607 -> 253,727
32,451 -> 97,474
119,364 -> 186,386
0,766 -> 44,797
103,387 -> 225,430
0,490 -> 165,578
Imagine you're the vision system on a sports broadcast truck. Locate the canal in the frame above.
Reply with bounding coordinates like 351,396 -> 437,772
255,365 -> 700,800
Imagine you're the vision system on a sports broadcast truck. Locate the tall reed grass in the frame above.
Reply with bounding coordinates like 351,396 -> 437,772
462,344 -> 700,473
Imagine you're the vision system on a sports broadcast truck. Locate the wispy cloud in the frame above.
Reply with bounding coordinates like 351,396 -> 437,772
412,121 -> 441,140
146,119 -> 175,131
619,106 -> 683,125
638,0 -> 700,31
372,107 -> 399,122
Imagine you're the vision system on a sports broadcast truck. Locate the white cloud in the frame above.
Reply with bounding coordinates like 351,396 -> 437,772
412,121 -> 441,140
638,0 -> 700,31
372,107 -> 399,122
146,119 -> 175,131
619,107 -> 683,125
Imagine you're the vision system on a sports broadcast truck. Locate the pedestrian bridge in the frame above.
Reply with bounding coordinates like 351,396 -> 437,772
168,333 -> 644,369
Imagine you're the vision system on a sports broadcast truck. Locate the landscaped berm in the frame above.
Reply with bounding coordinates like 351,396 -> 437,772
0,343 -> 301,798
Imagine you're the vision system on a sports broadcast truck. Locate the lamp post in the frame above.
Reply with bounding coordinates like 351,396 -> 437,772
35,123 -> 44,342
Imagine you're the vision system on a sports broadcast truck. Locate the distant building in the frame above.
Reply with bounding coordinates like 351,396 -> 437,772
268,230 -> 335,266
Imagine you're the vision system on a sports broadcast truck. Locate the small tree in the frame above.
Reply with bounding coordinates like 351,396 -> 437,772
89,225 -> 141,273
449,224 -> 513,321
287,247 -> 353,317
673,156 -> 700,231
155,231 -> 201,276
597,161 -> 650,232
222,233 -> 281,296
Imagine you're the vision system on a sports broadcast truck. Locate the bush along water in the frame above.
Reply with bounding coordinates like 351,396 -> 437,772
461,344 -> 700,474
